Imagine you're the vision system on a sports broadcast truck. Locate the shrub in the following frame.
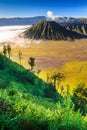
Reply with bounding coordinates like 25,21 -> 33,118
72,83 -> 87,115
44,83 -> 62,102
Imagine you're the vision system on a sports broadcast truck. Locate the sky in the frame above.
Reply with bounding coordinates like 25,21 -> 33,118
0,0 -> 87,18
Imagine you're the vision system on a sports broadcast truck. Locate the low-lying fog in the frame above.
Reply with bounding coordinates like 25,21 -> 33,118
0,25 -> 33,47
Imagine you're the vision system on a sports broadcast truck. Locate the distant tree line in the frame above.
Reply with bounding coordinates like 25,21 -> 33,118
3,45 -> 36,71
3,45 -> 11,59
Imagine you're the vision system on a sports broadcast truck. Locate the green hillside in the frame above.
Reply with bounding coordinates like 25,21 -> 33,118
23,21 -> 87,40
0,54 -> 87,130
0,54 -> 59,100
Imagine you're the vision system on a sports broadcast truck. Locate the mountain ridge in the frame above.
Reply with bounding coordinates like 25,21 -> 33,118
0,16 -> 46,26
23,20 -> 87,40
60,18 -> 87,34
0,16 -> 83,26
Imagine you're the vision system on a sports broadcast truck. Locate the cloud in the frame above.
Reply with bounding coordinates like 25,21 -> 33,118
0,25 -> 42,48
46,11 -> 58,20
0,25 -> 32,47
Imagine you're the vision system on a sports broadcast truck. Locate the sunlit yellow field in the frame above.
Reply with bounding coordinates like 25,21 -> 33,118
1,39 -> 87,91
38,60 -> 87,92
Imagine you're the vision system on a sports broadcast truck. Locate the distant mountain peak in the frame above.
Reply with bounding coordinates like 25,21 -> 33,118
60,18 -> 87,34
23,20 -> 87,40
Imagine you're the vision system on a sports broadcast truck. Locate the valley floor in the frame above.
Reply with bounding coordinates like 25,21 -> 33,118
1,39 -> 87,90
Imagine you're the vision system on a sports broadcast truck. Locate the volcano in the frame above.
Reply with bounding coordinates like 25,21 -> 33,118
23,21 -> 87,40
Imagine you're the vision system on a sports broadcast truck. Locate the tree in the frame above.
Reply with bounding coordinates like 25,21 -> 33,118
46,73 -> 51,83
72,83 -> 87,115
28,57 -> 35,70
18,50 -> 22,65
7,45 -> 11,59
36,69 -> 41,75
51,72 -> 65,90
3,45 -> 7,56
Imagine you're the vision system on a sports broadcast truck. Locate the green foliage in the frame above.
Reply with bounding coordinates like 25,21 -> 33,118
60,93 -> 83,130
44,83 -> 62,102
0,87 -> 87,130
72,83 -> 87,115
0,54 -> 87,130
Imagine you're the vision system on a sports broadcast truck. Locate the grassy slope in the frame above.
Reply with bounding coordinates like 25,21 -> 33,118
0,54 -> 59,129
0,54 -> 87,130
0,54 -> 59,100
